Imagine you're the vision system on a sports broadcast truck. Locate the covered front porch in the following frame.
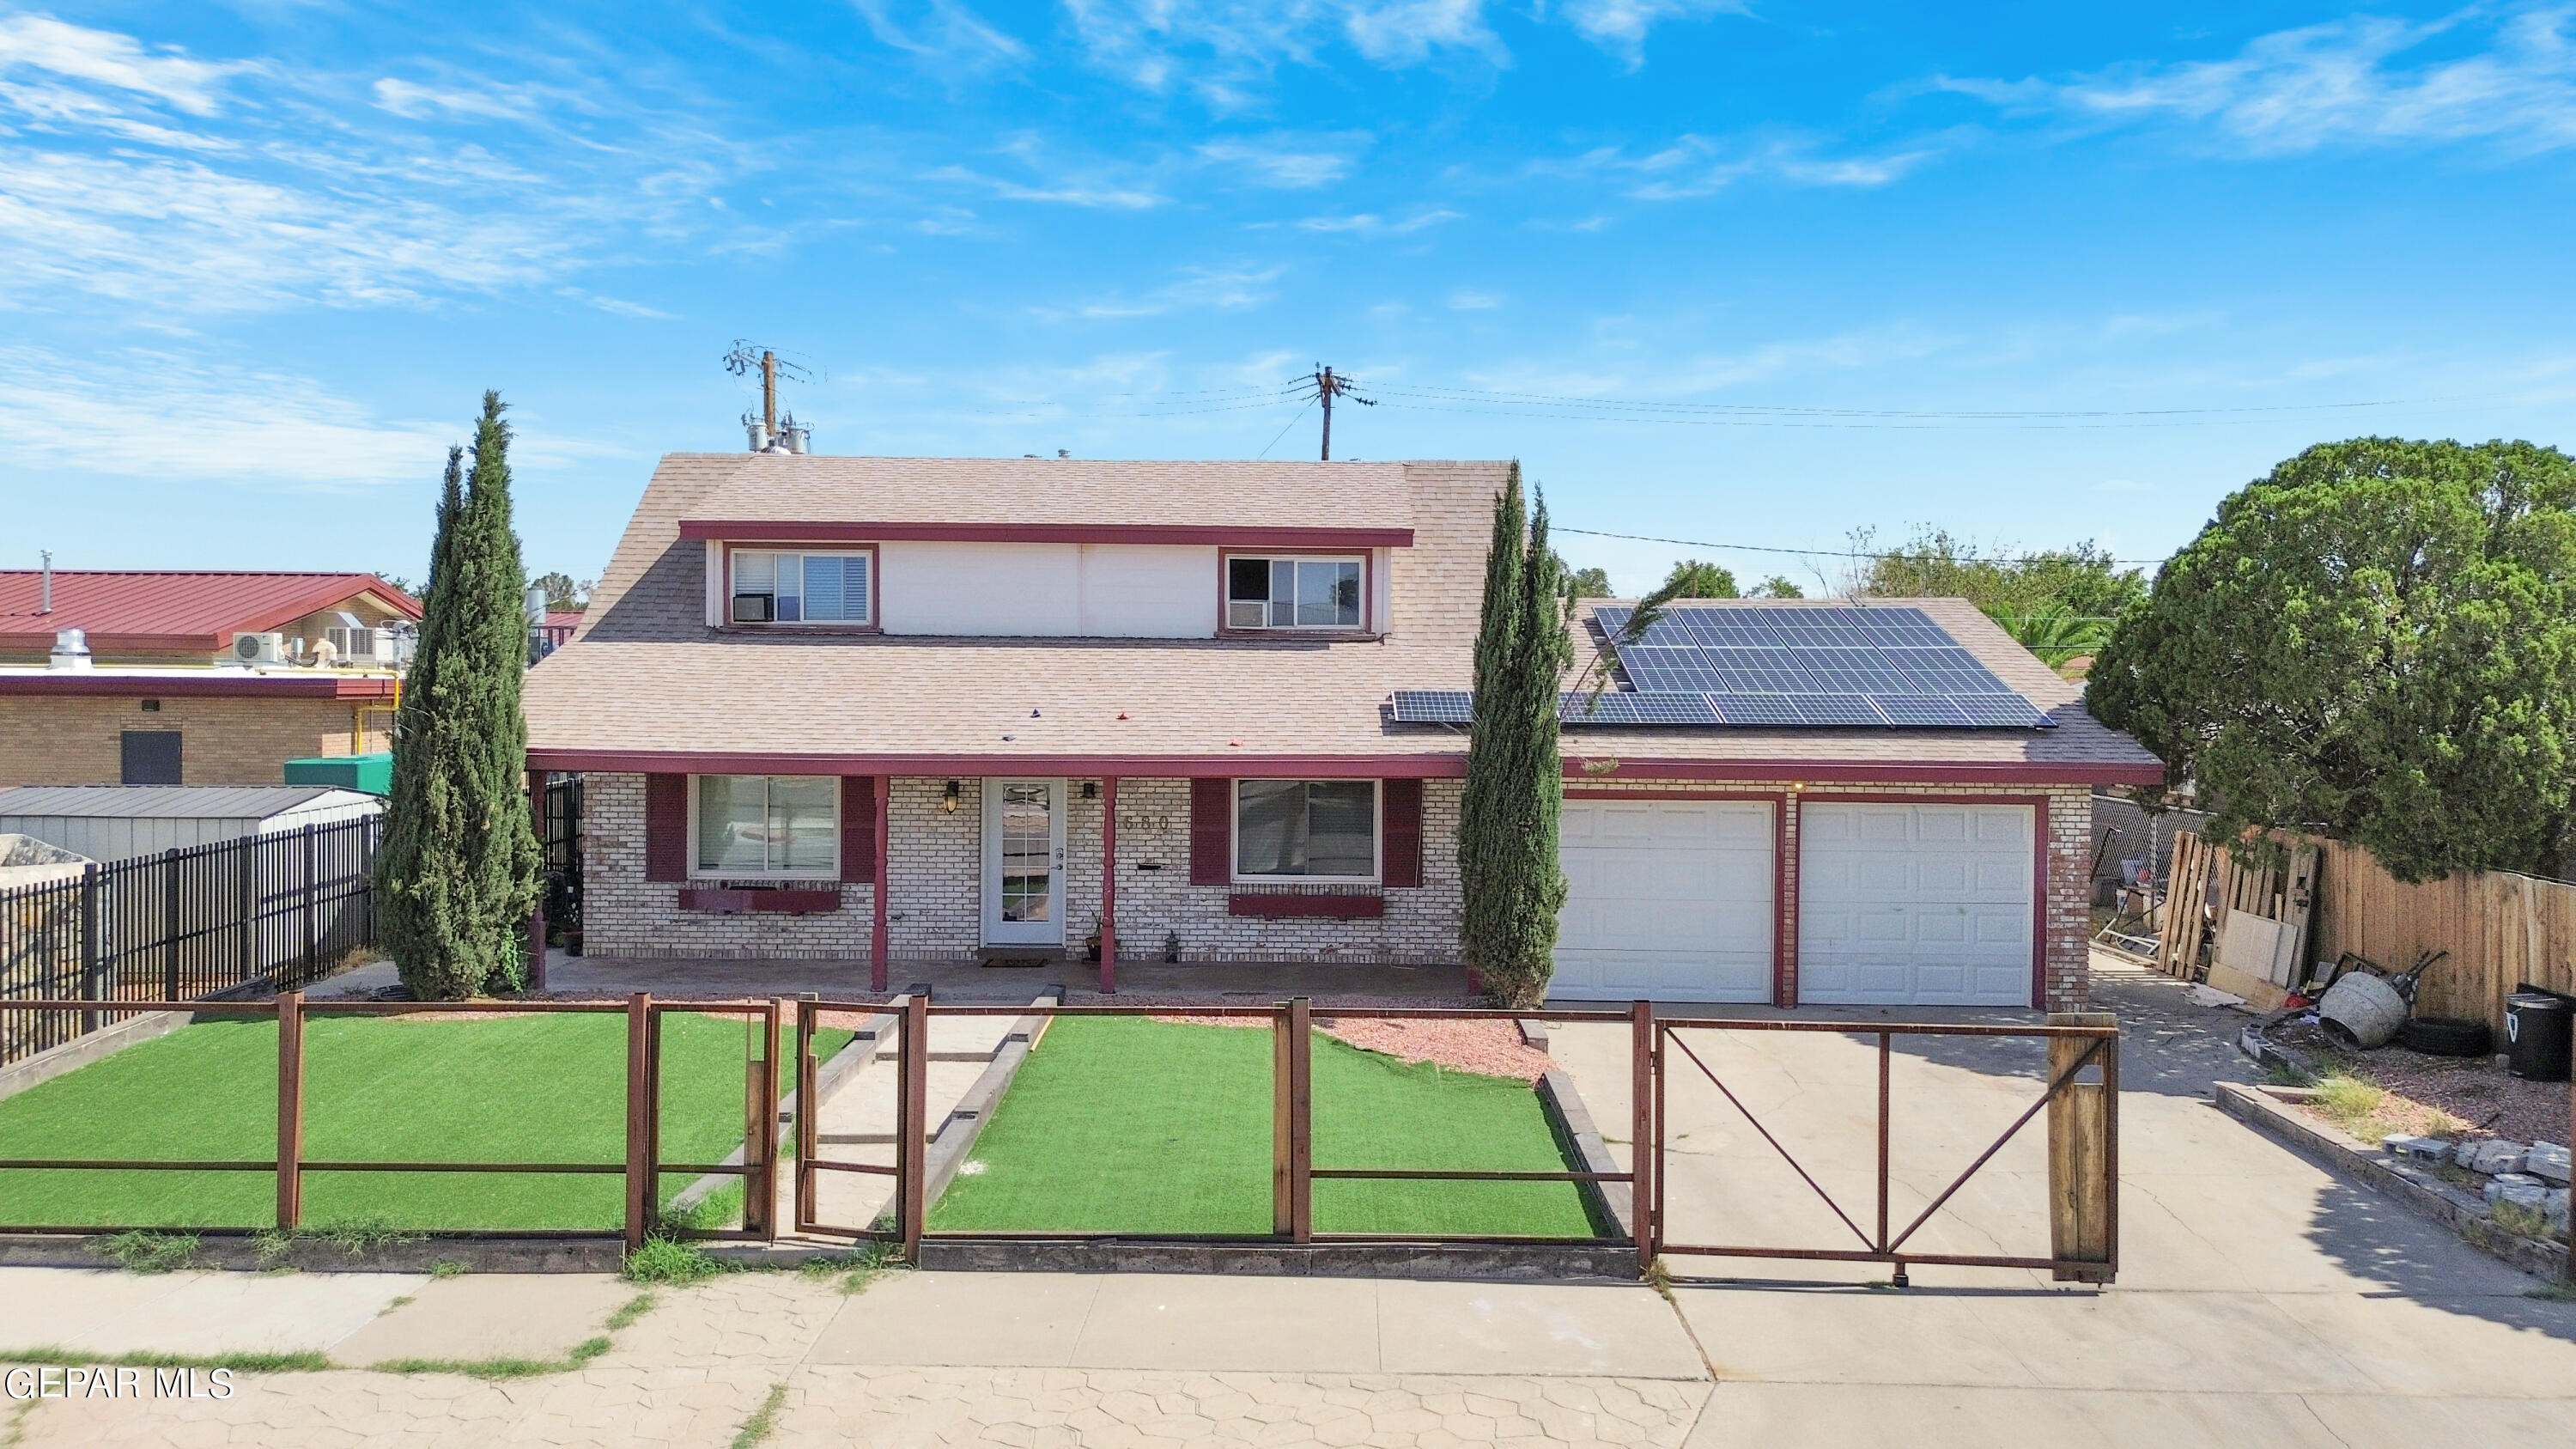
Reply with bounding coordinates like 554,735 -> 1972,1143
556,770 -> 1465,992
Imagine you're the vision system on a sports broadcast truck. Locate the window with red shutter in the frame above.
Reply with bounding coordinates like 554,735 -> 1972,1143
644,774 -> 688,882
1382,779 -> 1423,887
1190,778 -> 1232,885
841,777 -> 878,882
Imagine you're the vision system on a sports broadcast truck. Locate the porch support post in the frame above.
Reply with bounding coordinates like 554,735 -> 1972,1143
526,769 -> 548,992
1100,776 -> 1118,993
871,774 -> 891,993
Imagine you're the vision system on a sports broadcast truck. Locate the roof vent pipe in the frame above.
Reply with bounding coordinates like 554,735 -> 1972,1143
39,549 -> 52,614
48,628 -> 91,672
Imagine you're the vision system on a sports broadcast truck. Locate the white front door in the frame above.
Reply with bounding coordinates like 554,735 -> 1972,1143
1553,798 -> 1777,1002
1797,801 -> 2036,1007
982,779 -> 1066,947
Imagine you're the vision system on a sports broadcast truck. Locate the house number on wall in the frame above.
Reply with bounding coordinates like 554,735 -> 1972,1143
1117,813 -> 1177,837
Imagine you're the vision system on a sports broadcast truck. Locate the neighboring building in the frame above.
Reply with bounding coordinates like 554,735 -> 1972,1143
0,784 -> 382,861
0,571 -> 419,788
522,454 -> 2162,1010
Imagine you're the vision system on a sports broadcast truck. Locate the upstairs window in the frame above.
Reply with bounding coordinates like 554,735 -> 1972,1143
1226,556 -> 1363,630
731,549 -> 872,625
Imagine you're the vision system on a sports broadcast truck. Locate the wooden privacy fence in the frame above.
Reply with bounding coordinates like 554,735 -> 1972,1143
2305,839 -> 2576,1034
0,819 -> 380,1069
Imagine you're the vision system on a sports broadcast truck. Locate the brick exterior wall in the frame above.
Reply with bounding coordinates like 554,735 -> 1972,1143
0,695 -> 387,788
576,769 -> 2090,1009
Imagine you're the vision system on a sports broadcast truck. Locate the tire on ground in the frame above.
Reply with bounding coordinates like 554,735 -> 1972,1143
2396,1016 -> 2492,1057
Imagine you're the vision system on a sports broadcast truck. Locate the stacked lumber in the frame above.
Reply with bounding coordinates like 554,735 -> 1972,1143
2153,830 -> 2320,1008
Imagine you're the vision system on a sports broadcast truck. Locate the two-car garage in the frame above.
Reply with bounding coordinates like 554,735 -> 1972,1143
1552,795 -> 2039,1008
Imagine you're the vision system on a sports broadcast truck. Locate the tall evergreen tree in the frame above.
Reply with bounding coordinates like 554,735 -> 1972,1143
378,393 -> 543,998
1460,464 -> 1573,1007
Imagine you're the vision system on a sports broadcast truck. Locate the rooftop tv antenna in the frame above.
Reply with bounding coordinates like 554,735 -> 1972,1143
723,341 -> 816,452
1292,364 -> 1374,460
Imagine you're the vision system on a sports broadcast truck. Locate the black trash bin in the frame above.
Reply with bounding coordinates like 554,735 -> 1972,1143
2505,991 -> 2573,1082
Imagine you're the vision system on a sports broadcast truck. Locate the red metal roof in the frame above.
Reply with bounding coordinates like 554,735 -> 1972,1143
0,572 -> 422,653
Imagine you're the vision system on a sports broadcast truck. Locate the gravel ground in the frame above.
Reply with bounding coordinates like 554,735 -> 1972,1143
1062,991 -> 1552,1081
2274,1018 -> 2571,1146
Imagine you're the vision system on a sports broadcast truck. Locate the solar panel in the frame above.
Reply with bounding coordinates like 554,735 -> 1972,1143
1387,691 -> 1473,723
1388,605 -> 2057,732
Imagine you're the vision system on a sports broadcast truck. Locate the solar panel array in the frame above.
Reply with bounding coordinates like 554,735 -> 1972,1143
1386,605 -> 2057,730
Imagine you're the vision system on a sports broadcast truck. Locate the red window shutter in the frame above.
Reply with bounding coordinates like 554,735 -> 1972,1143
645,775 -> 688,883
841,776 -> 879,883
1190,778 -> 1233,885
1382,779 -> 1423,887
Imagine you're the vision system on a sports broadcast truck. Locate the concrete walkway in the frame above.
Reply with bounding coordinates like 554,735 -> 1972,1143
9,958 -> 2575,1446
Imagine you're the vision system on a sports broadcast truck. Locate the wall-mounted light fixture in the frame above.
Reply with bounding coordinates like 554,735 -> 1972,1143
943,780 -> 961,813
1081,781 -> 1098,800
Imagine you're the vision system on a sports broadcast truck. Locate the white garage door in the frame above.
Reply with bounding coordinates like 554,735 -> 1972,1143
1554,799 -> 1775,1002
1798,801 -> 2035,1007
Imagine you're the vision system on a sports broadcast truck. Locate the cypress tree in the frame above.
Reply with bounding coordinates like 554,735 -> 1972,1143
378,393 -> 542,999
1460,464 -> 1572,1007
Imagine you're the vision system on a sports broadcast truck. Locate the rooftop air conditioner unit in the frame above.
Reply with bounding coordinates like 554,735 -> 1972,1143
233,632 -> 286,665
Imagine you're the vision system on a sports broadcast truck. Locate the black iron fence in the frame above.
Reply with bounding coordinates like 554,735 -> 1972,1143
0,818 -> 380,1069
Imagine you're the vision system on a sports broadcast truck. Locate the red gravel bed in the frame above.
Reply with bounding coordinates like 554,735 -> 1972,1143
2275,1020 -> 2570,1145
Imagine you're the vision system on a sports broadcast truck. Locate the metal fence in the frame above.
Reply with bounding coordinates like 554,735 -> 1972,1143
0,818 -> 380,1068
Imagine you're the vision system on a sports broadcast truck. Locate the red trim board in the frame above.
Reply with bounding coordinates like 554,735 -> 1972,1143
682,521 -> 1414,549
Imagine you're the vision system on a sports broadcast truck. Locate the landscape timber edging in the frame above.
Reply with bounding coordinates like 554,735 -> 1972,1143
1534,1066 -> 1632,1244
0,1010 -> 197,1106
2212,1081 -> 2569,1282
0,1232 -> 623,1275
912,1237 -> 1637,1279
913,989 -> 1064,1218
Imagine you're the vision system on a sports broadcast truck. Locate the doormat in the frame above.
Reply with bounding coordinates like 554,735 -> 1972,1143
981,955 -> 1052,969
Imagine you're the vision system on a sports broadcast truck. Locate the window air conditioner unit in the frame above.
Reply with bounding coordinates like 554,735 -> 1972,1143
732,592 -> 775,623
326,625 -> 376,661
233,632 -> 287,665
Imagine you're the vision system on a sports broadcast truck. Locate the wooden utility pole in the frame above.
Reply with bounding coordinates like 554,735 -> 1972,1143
1298,365 -> 1375,460
761,350 -> 778,437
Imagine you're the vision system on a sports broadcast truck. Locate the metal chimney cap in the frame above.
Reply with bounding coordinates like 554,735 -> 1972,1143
48,628 -> 93,672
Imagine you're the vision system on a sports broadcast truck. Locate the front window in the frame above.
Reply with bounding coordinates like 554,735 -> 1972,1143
1226,556 -> 1362,630
694,775 -> 838,878
731,549 -> 872,625
1236,780 -> 1378,881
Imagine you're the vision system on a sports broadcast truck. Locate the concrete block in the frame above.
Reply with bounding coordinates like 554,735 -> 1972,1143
2525,1142 -> 2571,1186
2382,1134 -> 2442,1159
2485,1173 -> 2549,1210
2466,1140 -> 2530,1177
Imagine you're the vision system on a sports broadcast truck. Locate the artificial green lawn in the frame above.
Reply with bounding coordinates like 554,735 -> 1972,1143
927,1017 -> 1599,1239
0,1014 -> 848,1232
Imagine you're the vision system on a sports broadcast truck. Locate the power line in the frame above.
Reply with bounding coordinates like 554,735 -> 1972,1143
1556,525 -> 2174,568
1370,384 -> 2421,421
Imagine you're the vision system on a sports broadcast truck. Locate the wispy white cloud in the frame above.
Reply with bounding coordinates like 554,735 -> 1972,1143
0,18 -> 769,315
1558,0 -> 1750,68
1293,207 -> 1461,233
1060,0 -> 1503,107
1447,288 -> 1501,308
927,163 -> 1164,208
1036,264 -> 1286,320
849,0 -> 1028,73
1938,5 -> 2576,157
0,14 -> 244,114
1531,130 -> 1955,198
1197,133 -> 1370,187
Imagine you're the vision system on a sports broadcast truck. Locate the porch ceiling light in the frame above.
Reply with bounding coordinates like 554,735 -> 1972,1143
943,779 -> 960,812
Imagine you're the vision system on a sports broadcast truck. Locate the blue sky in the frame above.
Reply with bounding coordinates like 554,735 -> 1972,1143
4,2 -> 2573,594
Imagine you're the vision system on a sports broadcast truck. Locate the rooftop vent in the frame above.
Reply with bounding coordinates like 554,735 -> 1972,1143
48,629 -> 92,672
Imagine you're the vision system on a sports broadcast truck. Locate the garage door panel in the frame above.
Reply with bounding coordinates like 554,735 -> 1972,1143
1797,801 -> 2035,1007
1556,799 -> 1776,1003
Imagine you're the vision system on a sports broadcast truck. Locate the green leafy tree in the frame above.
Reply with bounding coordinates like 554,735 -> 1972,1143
531,571 -> 586,612
1561,564 -> 1612,600
1748,575 -> 1804,599
1461,464 -> 1573,1008
378,393 -> 545,998
1661,558 -> 1739,599
1852,526 -> 2144,627
2091,437 -> 2576,882
2002,606 -> 2112,668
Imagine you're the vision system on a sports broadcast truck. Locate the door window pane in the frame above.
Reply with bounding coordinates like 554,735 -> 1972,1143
998,782 -> 1054,922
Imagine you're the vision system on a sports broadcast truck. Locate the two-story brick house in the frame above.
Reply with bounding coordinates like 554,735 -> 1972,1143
522,454 -> 2160,1009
